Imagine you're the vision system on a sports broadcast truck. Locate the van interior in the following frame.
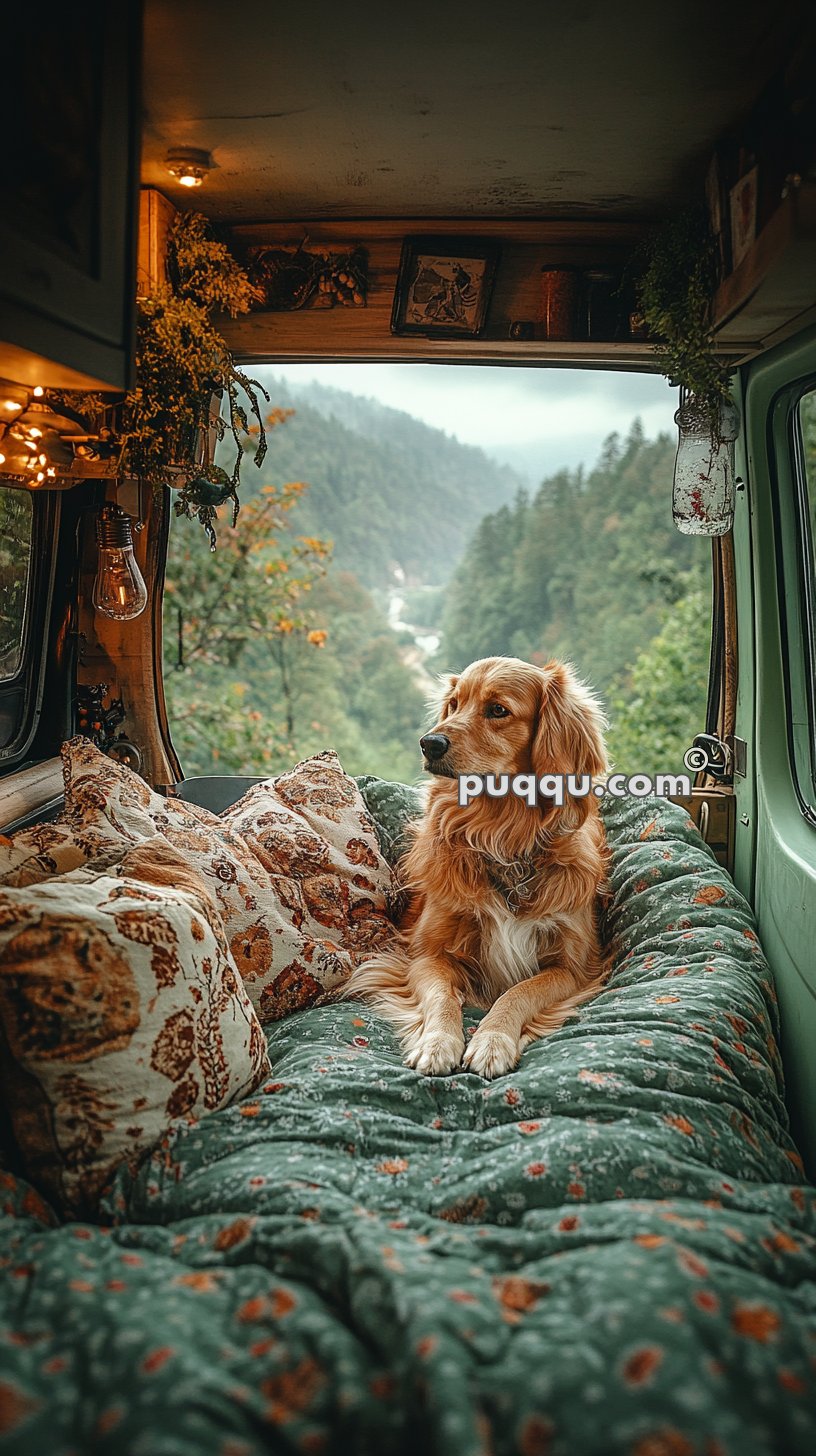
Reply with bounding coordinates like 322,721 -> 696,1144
1,3 -> 816,1451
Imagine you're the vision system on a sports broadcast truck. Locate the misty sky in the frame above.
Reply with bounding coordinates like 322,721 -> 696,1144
268,363 -> 678,483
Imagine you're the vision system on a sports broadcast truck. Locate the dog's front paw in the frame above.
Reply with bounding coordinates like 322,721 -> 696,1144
405,1029 -> 465,1076
462,1027 -> 520,1079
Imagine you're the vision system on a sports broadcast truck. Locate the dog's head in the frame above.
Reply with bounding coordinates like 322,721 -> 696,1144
421,656 -> 607,823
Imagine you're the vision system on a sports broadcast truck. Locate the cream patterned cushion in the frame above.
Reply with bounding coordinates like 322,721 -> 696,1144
1,740 -> 397,1021
0,839 -> 270,1217
222,750 -> 396,1019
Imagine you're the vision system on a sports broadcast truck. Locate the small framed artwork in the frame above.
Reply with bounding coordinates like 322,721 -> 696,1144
705,148 -> 730,280
729,166 -> 758,270
391,236 -> 500,338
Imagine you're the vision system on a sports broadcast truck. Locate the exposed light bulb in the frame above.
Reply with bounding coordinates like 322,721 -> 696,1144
0,454 -> 5,465
2,399 -> 23,416
32,386 -> 44,398
93,505 -> 148,621
178,170 -> 204,188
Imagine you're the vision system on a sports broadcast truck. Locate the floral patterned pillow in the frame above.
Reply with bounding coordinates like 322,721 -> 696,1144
222,750 -> 397,1019
1,739 -> 397,1022
0,839 -> 270,1218
0,815 -> 124,888
1,740 -> 319,1008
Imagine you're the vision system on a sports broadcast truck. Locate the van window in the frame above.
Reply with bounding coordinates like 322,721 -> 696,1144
793,385 -> 816,807
0,488 -> 33,681
163,366 -> 710,784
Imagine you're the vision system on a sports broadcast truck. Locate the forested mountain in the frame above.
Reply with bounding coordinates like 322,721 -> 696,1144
437,418 -> 711,772
166,390 -> 711,783
439,421 -> 704,691
246,375 -> 523,586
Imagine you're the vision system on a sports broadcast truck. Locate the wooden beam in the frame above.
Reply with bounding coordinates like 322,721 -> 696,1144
0,758 -> 63,832
712,183 -> 816,359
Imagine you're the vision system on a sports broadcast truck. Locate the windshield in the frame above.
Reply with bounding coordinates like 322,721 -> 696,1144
163,364 -> 709,783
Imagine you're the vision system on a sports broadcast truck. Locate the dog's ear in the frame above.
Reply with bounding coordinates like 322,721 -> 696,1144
427,672 -> 459,724
531,662 -> 608,782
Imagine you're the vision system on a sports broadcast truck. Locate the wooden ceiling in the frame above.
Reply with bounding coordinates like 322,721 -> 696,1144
141,0 -> 806,224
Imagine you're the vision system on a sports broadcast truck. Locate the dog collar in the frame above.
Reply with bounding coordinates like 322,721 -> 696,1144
485,854 -> 539,912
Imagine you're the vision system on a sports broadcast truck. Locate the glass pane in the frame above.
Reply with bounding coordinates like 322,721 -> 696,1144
0,488 -> 33,681
800,389 -> 816,550
797,387 -> 816,800
163,365 -> 709,784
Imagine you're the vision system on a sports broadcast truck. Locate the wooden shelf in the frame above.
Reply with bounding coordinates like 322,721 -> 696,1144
712,183 -> 816,361
219,217 -> 654,367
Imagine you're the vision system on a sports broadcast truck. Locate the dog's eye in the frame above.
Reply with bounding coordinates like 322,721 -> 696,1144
447,698 -> 458,713
485,702 -> 510,719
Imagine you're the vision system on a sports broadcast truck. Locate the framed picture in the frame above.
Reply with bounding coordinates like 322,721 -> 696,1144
391,236 -> 500,338
729,166 -> 758,270
705,147 -> 731,280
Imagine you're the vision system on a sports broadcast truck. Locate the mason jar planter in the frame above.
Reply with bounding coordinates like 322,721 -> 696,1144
672,398 -> 740,536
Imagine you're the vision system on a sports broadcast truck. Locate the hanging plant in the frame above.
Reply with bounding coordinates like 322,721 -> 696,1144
635,205 -> 734,425
122,211 -> 269,546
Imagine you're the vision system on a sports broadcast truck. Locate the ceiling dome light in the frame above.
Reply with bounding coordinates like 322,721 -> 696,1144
165,147 -> 213,188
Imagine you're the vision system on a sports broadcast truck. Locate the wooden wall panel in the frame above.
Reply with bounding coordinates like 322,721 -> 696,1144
76,483 -> 179,788
137,189 -> 177,296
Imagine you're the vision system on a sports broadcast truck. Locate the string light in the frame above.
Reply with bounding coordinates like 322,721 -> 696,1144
0,380 -> 107,485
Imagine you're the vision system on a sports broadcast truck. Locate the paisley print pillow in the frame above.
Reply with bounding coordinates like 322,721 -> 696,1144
221,750 -> 397,1019
0,815 -> 124,888
2,740 -> 321,1009
0,839 -> 270,1217
2,739 -> 397,1022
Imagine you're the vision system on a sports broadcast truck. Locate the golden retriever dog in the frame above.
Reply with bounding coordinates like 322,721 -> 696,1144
345,656 -> 610,1079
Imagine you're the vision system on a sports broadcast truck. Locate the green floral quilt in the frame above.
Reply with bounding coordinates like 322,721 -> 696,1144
1,790 -> 815,1455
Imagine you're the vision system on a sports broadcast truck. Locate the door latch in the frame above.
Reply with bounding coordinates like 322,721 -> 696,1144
683,733 -> 732,780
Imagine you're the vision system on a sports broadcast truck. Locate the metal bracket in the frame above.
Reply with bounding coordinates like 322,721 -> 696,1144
76,683 -> 126,752
684,733 -> 733,781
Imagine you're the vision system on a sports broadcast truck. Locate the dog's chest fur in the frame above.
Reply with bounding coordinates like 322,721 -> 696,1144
473,897 -> 559,1001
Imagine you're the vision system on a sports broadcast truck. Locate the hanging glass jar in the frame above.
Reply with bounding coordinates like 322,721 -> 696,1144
672,396 -> 740,535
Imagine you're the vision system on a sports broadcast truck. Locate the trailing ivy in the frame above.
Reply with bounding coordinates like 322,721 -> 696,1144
122,212 -> 269,546
635,206 -> 733,422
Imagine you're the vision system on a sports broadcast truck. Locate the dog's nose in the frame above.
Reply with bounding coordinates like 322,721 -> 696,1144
420,733 -> 450,761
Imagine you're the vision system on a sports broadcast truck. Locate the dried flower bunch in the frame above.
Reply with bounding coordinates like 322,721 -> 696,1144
123,212 -> 270,545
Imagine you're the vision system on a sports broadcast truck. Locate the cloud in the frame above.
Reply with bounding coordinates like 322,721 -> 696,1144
258,362 -> 677,480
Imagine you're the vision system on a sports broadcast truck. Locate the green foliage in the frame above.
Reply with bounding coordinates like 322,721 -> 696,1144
165,392 -> 713,786
167,212 -> 261,317
400,583 -> 446,630
437,419 -> 712,772
163,443 -> 426,782
606,579 -> 711,776
0,488 -> 32,677
636,206 -> 733,416
249,378 -> 522,586
123,212 -> 269,543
